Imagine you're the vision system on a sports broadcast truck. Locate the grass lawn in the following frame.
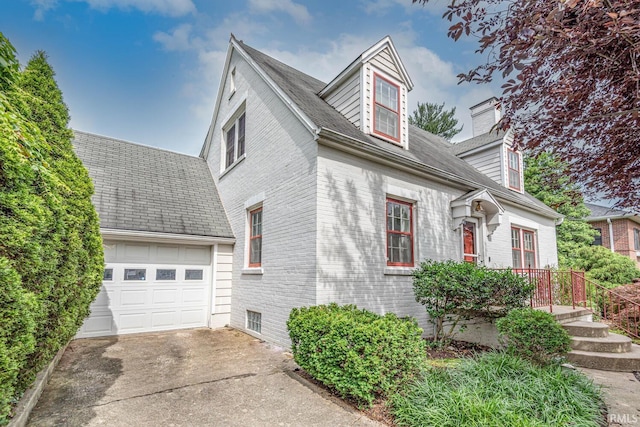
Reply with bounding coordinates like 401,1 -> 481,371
391,352 -> 604,427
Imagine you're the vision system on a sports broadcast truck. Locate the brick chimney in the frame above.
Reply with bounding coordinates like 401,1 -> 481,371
470,97 -> 501,136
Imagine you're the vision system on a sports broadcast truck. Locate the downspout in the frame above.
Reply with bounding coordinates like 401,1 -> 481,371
607,218 -> 615,252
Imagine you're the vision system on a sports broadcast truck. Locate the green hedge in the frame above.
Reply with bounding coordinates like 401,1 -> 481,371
0,34 -> 103,424
496,308 -> 572,365
287,303 -> 427,407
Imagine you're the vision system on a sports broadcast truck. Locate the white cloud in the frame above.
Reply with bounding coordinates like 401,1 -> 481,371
153,23 -> 194,51
247,0 -> 311,25
78,0 -> 196,16
30,0 -> 58,21
31,0 -> 196,19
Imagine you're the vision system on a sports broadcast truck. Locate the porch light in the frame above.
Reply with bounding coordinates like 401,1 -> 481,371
475,201 -> 484,212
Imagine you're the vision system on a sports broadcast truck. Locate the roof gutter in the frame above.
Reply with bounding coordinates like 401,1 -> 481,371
100,228 -> 235,246
317,127 -> 561,220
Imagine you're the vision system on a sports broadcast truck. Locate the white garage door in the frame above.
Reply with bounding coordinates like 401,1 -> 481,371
77,241 -> 212,338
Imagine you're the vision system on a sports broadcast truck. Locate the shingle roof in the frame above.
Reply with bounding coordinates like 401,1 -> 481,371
585,202 -> 638,220
237,40 -> 559,218
73,131 -> 234,238
450,131 -> 505,155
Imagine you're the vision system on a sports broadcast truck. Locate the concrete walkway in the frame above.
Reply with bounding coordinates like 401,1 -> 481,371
27,328 -> 381,427
580,368 -> 640,426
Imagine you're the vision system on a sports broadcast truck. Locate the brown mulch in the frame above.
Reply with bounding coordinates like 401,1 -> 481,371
424,339 -> 492,359
291,339 -> 492,426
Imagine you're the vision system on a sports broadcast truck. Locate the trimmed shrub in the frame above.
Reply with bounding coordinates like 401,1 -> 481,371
496,308 -> 571,365
412,260 -> 533,344
287,303 -> 427,407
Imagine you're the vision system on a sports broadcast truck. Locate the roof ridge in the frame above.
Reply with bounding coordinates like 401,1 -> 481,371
237,40 -> 327,88
72,130 -> 204,160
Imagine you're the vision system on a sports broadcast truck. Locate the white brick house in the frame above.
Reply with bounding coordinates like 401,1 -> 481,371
200,35 -> 561,347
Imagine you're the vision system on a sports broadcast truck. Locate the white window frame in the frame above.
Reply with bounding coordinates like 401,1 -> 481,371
220,99 -> 247,174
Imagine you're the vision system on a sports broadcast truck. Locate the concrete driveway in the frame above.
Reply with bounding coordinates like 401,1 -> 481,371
27,328 -> 381,426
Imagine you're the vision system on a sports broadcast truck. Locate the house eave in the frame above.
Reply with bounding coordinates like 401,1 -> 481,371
100,228 -> 236,246
587,214 -> 640,224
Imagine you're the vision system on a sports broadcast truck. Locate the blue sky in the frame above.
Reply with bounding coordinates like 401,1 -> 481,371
3,0 -> 503,156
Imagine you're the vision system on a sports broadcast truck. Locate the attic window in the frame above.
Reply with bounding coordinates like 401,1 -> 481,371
373,74 -> 400,142
507,148 -> 521,191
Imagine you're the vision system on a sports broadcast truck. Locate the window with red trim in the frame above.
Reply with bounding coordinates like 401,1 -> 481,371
463,221 -> 477,264
386,198 -> 413,266
249,207 -> 262,267
511,227 -> 536,268
507,149 -> 521,190
373,74 -> 400,142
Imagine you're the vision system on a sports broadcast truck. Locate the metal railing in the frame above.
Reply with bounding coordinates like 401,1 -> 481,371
501,268 -> 639,338
583,274 -> 640,339
501,268 -> 587,312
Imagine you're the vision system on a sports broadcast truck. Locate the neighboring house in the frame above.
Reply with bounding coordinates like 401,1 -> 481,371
585,202 -> 640,268
72,131 -> 235,338
199,35 -> 561,347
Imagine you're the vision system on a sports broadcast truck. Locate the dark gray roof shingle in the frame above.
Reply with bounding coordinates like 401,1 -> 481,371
238,40 -> 558,218
451,131 -> 505,155
585,202 -> 638,220
73,131 -> 234,238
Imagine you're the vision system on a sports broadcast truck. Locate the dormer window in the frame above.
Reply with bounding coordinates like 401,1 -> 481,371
507,148 -> 521,191
373,74 -> 400,142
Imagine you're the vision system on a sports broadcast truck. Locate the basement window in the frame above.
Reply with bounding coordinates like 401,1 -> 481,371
247,310 -> 262,334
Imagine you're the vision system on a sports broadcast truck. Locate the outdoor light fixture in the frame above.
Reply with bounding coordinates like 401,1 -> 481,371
475,201 -> 484,212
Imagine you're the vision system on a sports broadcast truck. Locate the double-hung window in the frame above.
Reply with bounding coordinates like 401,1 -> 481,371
225,112 -> 246,169
386,198 -> 413,266
373,74 -> 400,142
634,228 -> 640,251
507,148 -> 521,191
511,227 -> 536,268
249,207 -> 262,267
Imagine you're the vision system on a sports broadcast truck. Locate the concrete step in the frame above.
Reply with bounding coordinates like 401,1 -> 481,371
543,307 -> 593,324
563,321 -> 609,338
571,333 -> 632,353
566,343 -> 640,372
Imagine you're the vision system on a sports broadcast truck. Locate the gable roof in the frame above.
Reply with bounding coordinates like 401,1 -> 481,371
73,131 -> 234,239
451,130 -> 505,156
209,38 -> 559,219
319,35 -> 413,97
585,202 -> 640,223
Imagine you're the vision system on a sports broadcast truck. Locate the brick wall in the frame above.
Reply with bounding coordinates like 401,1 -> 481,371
588,218 -> 640,268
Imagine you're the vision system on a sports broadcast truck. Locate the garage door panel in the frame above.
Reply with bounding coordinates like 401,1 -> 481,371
181,288 -> 206,304
152,289 -> 179,304
120,289 -> 148,306
151,311 -> 179,328
81,313 -> 116,336
118,312 -> 147,331
180,308 -> 207,325
77,244 -> 212,338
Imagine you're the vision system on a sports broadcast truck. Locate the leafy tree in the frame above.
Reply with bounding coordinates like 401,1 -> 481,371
413,0 -> 640,209
409,101 -> 463,140
523,152 -> 597,267
574,246 -> 640,289
0,33 -> 103,423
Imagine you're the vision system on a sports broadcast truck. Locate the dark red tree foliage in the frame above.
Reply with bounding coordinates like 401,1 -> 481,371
415,0 -> 640,208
